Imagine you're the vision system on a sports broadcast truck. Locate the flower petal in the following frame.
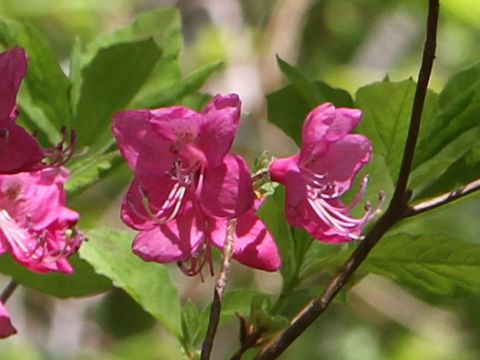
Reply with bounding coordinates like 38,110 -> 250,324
0,168 -> 65,230
209,212 -> 281,271
0,46 -> 27,120
199,94 -> 241,167
0,122 -> 44,174
132,206 -> 204,263
121,176 -> 186,231
199,154 -> 254,219
306,134 -> 372,195
0,302 -> 16,338
300,103 -> 363,162
112,109 -> 173,174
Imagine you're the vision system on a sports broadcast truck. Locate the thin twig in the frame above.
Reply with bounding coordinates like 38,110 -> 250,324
255,1 -> 439,358
231,327 -> 268,360
390,0 -> 439,206
201,219 -> 237,360
407,178 -> 480,217
1,279 -> 19,303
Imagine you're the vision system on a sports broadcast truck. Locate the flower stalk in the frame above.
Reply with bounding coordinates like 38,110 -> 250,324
201,219 -> 237,360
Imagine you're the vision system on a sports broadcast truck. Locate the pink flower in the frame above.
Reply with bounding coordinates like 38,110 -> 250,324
0,301 -> 16,338
0,167 -> 83,273
270,103 -> 377,243
0,46 -> 44,173
113,94 -> 280,274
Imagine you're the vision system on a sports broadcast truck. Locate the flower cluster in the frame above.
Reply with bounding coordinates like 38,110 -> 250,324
113,95 -> 281,275
0,47 -> 83,338
113,96 -> 378,277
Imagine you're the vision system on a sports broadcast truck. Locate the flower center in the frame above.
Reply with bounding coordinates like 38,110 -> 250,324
302,171 -> 383,240
136,158 -> 204,225
0,209 -> 83,266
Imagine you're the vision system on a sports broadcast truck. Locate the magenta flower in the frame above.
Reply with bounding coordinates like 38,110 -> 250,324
0,46 -> 44,173
113,94 -> 280,274
270,103 -> 377,243
0,167 -> 83,273
0,301 -> 16,338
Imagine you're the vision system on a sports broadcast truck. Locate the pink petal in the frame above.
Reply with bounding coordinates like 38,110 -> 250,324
199,154 -> 254,219
269,154 -> 300,185
0,47 -> 27,120
149,106 -> 203,143
148,107 -> 207,170
283,169 -> 308,229
210,212 -> 281,272
199,94 -> 241,167
300,103 -> 363,162
112,110 -> 173,174
305,134 -> 372,195
301,103 -> 335,148
0,169 -> 62,231
132,206 -> 204,263
0,122 -> 44,174
0,301 -> 16,338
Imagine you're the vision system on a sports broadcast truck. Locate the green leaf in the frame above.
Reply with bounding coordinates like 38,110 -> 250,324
409,63 -> 480,191
131,61 -> 223,109
0,19 -> 71,142
267,81 -> 353,146
363,233 -> 480,296
276,56 -> 327,108
79,230 -> 181,337
0,253 -> 112,298
72,38 -> 162,148
414,63 -> 480,167
65,150 -> 121,196
414,145 -> 480,200
72,7 -> 183,115
81,7 -> 181,64
180,300 -> 201,352
258,188 -> 312,289
355,79 -> 439,183
410,125 -> 480,193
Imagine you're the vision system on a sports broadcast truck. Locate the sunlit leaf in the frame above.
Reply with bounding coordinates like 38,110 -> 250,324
0,253 -> 112,298
355,79 -> 438,183
72,38 -> 162,148
79,230 -> 182,337
363,233 -> 480,296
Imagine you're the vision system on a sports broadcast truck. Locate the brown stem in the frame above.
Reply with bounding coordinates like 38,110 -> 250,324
1,279 -> 19,303
390,0 -> 439,206
201,219 -> 237,360
231,327 -> 267,360
407,178 -> 480,217
255,1 -> 439,358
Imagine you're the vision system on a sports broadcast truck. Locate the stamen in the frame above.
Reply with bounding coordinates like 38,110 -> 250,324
345,175 -> 369,210
138,182 -> 187,225
44,127 -> 77,166
0,210 -> 82,265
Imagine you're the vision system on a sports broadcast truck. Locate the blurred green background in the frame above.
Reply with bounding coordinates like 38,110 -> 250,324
1,0 -> 480,359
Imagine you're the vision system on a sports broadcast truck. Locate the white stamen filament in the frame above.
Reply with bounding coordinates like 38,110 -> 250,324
137,158 -> 200,225
0,209 -> 30,253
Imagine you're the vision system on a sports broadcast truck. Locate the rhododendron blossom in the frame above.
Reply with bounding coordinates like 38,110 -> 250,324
0,46 -> 44,173
270,102 -> 378,243
0,301 -> 16,338
113,94 -> 280,274
0,167 -> 83,273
